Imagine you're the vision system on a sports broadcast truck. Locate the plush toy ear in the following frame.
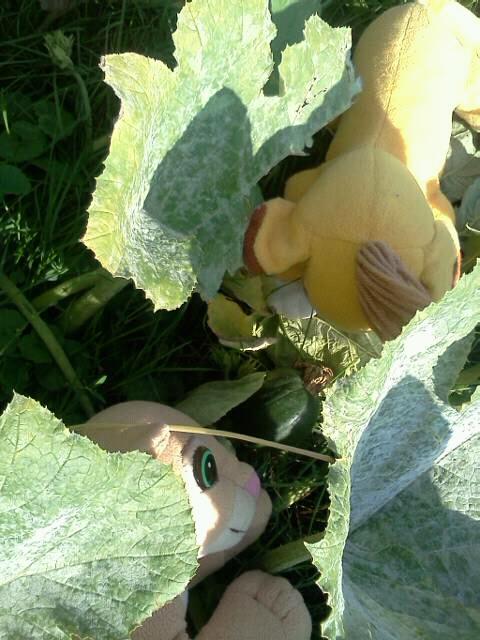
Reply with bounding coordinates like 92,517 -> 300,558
357,241 -> 432,341
79,401 -> 192,468
80,421 -> 171,457
243,199 -> 309,276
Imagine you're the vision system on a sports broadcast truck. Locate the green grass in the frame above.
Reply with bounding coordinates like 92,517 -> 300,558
1,1 -> 479,639
0,0 -> 194,422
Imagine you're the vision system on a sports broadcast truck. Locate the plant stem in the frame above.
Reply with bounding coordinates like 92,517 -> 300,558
59,275 -> 129,334
0,271 -> 95,417
275,479 -> 318,512
32,270 -> 104,312
91,134 -> 110,153
72,69 -> 92,145
259,532 -> 324,574
169,425 -> 334,462
73,421 -> 335,463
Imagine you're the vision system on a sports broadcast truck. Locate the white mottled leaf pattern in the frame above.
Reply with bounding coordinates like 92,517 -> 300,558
0,395 -> 197,639
309,264 -> 480,639
84,0 -> 358,309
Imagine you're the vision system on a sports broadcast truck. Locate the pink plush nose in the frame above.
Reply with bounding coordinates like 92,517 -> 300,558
244,471 -> 261,498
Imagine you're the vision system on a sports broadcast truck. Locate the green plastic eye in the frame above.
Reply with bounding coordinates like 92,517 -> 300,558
193,447 -> 218,490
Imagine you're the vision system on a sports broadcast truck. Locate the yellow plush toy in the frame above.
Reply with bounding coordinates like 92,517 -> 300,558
244,0 -> 479,340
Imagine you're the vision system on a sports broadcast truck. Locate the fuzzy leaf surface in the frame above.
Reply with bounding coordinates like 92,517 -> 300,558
84,0 -> 358,309
309,265 -> 480,639
277,316 -> 382,376
267,0 -> 322,94
0,395 -> 197,640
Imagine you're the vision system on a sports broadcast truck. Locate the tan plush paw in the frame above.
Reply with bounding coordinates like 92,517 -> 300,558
197,570 -> 311,640
234,570 -> 312,638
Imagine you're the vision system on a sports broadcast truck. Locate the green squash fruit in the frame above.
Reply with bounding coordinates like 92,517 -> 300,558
229,368 -> 320,446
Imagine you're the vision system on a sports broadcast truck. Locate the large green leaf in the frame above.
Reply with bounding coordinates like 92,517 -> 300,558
176,372 -> 266,425
266,0 -> 322,94
0,164 -> 31,197
84,0 -> 358,310
458,176 -> 480,232
441,121 -> 480,203
0,394 -> 198,640
309,264 -> 480,639
457,177 -> 480,270
275,315 -> 382,377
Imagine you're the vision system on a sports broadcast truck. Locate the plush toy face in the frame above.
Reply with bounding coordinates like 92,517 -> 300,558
180,432 -> 263,557
83,401 -> 269,560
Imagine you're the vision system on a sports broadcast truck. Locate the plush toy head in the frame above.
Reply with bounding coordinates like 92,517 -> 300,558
83,401 -> 272,565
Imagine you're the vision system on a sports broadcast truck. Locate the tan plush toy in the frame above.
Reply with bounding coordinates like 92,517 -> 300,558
244,0 -> 480,340
83,401 -> 312,640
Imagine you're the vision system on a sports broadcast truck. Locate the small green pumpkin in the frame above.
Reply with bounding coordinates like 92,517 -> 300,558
229,368 -> 320,446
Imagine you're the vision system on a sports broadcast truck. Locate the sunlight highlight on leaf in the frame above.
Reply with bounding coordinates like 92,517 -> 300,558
84,0 -> 358,309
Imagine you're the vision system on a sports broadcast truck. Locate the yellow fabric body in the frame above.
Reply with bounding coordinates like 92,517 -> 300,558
256,148 -> 455,329
326,1 -> 475,212
251,0 -> 478,333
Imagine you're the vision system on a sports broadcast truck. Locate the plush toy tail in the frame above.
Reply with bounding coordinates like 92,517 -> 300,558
357,241 -> 432,341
